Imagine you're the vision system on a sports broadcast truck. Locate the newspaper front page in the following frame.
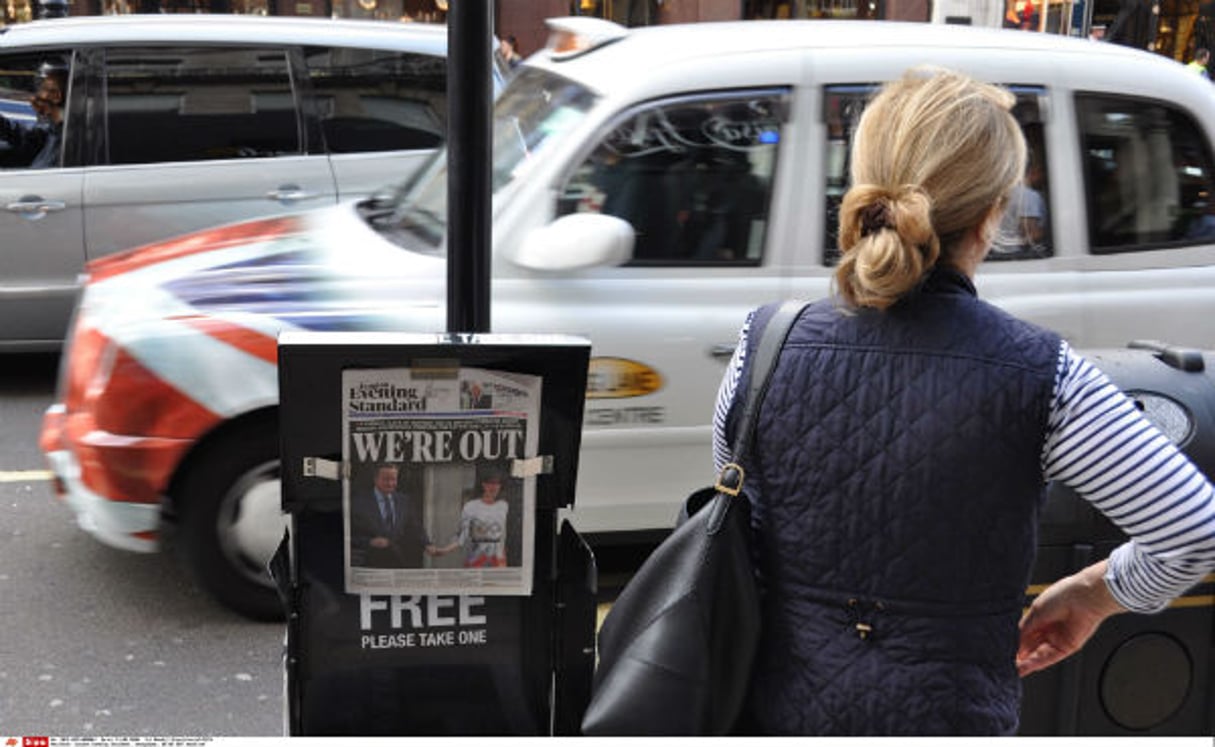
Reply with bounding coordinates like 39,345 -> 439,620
342,366 -> 541,596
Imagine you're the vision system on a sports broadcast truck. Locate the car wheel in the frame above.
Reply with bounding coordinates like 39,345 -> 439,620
177,419 -> 287,621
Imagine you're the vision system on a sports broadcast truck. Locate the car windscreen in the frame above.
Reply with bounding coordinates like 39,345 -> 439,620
383,66 -> 598,251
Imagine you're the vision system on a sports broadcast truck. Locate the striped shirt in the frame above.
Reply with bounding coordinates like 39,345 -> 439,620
713,313 -> 1215,614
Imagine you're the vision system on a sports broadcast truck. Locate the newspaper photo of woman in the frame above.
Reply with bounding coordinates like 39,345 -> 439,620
436,466 -> 510,568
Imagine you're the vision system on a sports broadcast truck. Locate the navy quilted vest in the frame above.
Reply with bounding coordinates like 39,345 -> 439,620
729,268 -> 1060,735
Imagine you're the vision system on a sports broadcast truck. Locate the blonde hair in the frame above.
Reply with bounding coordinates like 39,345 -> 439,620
835,67 -> 1026,309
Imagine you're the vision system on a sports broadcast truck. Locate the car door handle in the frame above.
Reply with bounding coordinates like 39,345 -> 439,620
710,344 -> 737,360
6,197 -> 67,220
266,185 -> 322,203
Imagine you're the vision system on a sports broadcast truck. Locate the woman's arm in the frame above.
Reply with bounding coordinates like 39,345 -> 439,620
1040,343 -> 1215,615
711,311 -> 754,470
1021,343 -> 1215,676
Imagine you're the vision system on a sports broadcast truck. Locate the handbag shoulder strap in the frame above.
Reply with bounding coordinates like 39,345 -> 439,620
730,299 -> 809,466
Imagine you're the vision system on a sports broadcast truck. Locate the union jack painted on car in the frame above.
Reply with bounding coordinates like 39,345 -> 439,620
40,205 -> 449,619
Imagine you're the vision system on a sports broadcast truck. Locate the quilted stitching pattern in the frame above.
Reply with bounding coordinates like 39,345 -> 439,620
738,270 -> 1057,735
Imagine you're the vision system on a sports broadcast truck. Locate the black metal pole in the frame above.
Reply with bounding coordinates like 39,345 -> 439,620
446,0 -> 494,334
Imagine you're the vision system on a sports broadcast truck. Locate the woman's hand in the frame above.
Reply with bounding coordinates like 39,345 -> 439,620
1016,559 -> 1127,677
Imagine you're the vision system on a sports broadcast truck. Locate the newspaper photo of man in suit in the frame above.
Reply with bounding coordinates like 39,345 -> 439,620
349,463 -> 437,569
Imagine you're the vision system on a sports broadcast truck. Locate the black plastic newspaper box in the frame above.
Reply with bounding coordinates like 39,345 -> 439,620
273,332 -> 596,735
1020,342 -> 1215,736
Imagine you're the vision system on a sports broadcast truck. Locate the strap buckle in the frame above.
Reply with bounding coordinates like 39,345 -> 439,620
714,462 -> 745,496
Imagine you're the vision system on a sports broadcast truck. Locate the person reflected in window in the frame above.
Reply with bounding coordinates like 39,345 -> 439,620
995,157 -> 1047,257
499,35 -> 522,70
713,67 -> 1215,735
588,146 -> 676,260
0,62 -> 67,169
667,147 -> 764,262
1184,199 -> 1215,239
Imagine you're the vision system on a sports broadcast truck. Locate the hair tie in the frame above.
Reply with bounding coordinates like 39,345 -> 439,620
859,201 -> 893,238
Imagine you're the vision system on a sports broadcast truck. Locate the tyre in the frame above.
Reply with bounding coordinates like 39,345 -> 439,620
177,418 -> 287,621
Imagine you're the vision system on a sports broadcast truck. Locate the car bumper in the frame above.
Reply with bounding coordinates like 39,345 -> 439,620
41,404 -> 192,553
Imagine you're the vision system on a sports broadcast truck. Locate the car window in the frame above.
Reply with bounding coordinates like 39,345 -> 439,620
824,85 -> 1053,263
0,50 -> 73,170
993,91 -> 1052,260
386,67 -> 597,250
102,47 -> 301,165
557,90 -> 787,266
1077,93 -> 1215,252
305,46 -> 446,154
822,85 -> 869,265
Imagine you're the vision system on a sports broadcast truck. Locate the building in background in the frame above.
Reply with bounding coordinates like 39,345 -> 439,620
4,0 -> 1209,62
5,0 -> 448,24
497,0 -> 932,54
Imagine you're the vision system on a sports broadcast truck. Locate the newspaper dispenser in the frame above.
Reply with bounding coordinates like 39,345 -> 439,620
273,331 -> 595,735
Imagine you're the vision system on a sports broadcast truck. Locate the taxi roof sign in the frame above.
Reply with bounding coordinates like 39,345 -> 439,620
543,16 -> 628,60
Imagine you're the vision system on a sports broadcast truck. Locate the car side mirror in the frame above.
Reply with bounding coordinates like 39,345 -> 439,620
510,213 -> 634,272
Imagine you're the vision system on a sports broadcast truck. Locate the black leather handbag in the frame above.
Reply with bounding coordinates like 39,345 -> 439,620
581,300 -> 808,736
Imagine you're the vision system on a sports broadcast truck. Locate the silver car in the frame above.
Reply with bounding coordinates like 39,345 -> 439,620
0,14 -> 498,350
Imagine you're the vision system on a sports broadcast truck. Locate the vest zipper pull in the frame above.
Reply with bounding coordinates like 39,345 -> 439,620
847,598 -> 884,641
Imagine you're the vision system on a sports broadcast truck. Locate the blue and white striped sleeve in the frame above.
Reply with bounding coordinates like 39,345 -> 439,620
712,311 -> 754,471
1042,341 -> 1215,613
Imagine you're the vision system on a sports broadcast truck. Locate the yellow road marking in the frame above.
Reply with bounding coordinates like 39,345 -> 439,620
1168,595 -> 1215,609
1028,574 -> 1214,599
0,470 -> 52,483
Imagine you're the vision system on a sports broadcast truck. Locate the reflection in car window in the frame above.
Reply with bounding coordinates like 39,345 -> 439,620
1078,94 -> 1215,252
0,51 -> 72,170
306,47 -> 446,154
490,67 -> 597,192
103,47 -> 300,165
822,86 -> 869,266
389,67 -> 597,249
559,90 -> 786,266
823,85 -> 1053,263
992,90 -> 1052,261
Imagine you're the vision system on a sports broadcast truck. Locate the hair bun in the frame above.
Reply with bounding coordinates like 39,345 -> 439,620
889,186 -> 937,251
836,184 -> 940,310
859,201 -> 893,238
